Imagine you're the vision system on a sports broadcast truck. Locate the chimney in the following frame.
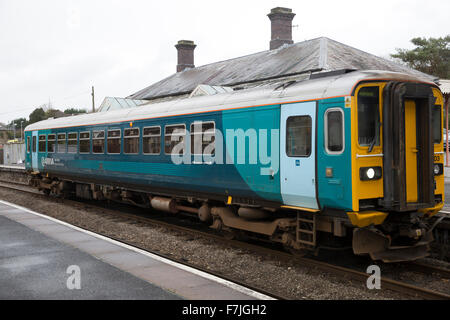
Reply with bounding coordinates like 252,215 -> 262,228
267,7 -> 296,50
175,40 -> 196,72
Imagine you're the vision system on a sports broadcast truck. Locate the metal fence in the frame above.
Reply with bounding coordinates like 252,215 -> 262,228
2,143 -> 25,165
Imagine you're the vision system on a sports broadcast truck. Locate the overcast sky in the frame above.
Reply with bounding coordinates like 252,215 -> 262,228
0,0 -> 448,125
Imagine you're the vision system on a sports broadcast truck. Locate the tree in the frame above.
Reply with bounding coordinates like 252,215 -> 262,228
9,117 -> 28,129
45,108 -> 70,119
28,108 -> 46,124
64,108 -> 87,115
7,117 -> 28,140
391,36 -> 450,78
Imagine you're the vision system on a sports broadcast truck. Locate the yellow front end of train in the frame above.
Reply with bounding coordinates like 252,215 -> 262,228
347,80 -> 444,261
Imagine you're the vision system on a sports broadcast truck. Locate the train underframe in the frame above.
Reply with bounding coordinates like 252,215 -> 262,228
29,173 -> 440,263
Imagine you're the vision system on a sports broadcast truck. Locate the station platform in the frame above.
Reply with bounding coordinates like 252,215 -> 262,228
0,200 -> 269,300
0,164 -> 25,173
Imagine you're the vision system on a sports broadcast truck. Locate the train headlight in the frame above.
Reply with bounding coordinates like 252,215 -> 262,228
360,167 -> 382,181
433,163 -> 443,176
366,168 -> 375,179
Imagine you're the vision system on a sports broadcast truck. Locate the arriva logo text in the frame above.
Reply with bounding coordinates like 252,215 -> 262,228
41,157 -> 55,166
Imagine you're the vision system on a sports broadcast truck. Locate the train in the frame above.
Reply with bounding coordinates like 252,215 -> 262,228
24,70 -> 445,262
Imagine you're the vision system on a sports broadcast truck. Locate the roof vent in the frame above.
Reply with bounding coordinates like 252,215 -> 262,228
189,84 -> 234,98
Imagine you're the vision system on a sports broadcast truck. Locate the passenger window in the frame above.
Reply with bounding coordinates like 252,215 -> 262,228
432,106 -> 441,144
57,133 -> 66,153
286,116 -> 312,157
27,137 -> 30,153
190,122 -> 215,155
47,134 -> 56,153
165,124 -> 185,155
68,133 -> 77,153
38,135 -> 46,152
93,130 -> 105,154
79,132 -> 91,153
325,109 -> 344,154
107,129 -> 121,154
32,136 -> 36,153
143,126 -> 161,155
358,86 -> 380,147
124,128 -> 139,154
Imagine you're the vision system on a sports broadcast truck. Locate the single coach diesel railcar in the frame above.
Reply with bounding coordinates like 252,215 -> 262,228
24,70 -> 445,262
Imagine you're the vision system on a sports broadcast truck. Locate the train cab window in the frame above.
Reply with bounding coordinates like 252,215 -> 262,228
190,122 -> 215,155
47,134 -> 56,153
57,133 -> 66,153
358,86 -> 380,147
32,136 -> 36,153
107,129 -> 121,154
79,132 -> 91,153
27,136 -> 30,153
325,109 -> 344,154
432,106 -> 442,144
38,135 -> 46,152
93,130 -> 105,154
286,116 -> 312,157
143,126 -> 161,155
165,124 -> 186,155
68,133 -> 77,153
124,128 -> 139,154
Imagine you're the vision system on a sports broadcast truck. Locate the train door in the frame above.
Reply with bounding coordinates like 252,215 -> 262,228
280,101 -> 319,209
404,100 -> 418,203
31,131 -> 38,171
382,82 -> 434,211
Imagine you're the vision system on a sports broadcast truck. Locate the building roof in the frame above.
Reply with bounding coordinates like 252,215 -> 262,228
128,37 -> 437,101
439,79 -> 450,94
97,97 -> 147,112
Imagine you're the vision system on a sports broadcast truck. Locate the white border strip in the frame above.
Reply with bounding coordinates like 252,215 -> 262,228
356,153 -> 384,158
0,200 -> 274,300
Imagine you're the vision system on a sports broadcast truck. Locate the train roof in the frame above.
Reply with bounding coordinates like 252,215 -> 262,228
128,37 -> 437,101
25,70 -> 438,131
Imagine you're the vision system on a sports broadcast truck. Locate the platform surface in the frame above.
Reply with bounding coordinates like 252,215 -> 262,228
0,201 -> 265,300
0,164 -> 25,173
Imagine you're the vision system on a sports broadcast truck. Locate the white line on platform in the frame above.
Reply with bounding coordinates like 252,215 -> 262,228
0,199 -> 275,300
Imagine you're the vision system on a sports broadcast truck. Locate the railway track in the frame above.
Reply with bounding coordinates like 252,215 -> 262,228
408,261 -> 450,279
0,180 -> 449,300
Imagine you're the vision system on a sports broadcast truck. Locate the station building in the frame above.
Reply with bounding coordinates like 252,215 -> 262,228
124,7 -> 437,107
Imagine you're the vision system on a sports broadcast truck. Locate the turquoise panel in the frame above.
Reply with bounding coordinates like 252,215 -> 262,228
221,105 -> 282,202
317,98 -> 353,210
27,112 -> 275,202
24,131 -> 32,170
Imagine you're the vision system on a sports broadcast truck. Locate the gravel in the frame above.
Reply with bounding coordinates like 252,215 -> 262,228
0,186 -> 413,300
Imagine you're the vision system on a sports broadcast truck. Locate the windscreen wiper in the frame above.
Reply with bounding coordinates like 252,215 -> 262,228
368,109 -> 381,153
368,129 -> 378,153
